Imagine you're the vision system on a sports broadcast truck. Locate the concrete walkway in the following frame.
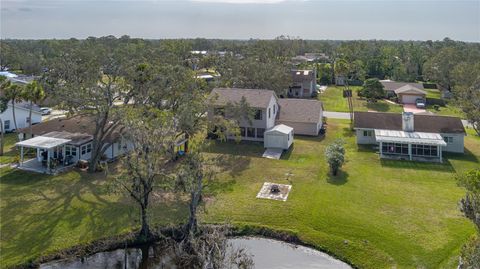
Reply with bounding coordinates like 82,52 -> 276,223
324,111 -> 472,128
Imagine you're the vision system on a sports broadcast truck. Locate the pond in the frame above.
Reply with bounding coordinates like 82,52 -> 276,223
40,237 -> 352,269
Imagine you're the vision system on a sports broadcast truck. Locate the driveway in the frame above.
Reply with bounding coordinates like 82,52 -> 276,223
42,109 -> 68,121
403,104 -> 426,114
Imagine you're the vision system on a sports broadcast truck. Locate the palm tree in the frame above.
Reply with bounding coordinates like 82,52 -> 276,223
23,81 -> 45,138
0,76 -> 11,155
4,83 -> 24,139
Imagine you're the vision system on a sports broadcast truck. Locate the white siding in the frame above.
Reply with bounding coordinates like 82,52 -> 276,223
0,104 -> 42,131
440,133 -> 465,153
264,130 -> 293,150
355,129 -> 376,144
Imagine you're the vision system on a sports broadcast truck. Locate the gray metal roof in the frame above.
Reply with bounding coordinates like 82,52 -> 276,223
16,136 -> 71,149
374,129 -> 447,146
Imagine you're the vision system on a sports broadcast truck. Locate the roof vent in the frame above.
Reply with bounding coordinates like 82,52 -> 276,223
402,112 -> 414,132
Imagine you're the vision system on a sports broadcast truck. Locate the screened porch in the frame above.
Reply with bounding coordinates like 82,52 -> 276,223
375,129 -> 447,162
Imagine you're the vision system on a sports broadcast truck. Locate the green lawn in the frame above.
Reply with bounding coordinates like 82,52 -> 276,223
319,86 -> 403,113
425,89 -> 465,118
0,133 -> 20,165
1,120 -> 479,268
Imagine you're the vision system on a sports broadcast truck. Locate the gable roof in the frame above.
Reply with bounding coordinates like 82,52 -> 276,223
209,88 -> 276,109
266,124 -> 293,134
353,112 -> 465,134
277,99 -> 323,124
380,81 -> 424,92
17,115 -> 122,143
394,85 -> 427,95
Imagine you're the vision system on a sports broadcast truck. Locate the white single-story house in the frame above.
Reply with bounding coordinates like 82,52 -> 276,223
264,124 -> 294,150
354,111 -> 466,162
0,101 -> 42,132
15,116 -> 133,174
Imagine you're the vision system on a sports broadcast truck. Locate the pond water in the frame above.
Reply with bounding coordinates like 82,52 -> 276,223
40,237 -> 352,269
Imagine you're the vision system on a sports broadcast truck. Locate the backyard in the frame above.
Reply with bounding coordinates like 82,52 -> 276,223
319,86 -> 403,113
1,121 -> 480,268
320,86 -> 465,118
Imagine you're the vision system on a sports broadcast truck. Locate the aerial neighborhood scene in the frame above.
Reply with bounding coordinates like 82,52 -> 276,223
1,0 -> 480,268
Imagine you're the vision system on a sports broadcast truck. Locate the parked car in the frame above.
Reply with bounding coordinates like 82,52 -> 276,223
415,98 -> 426,109
40,107 -> 52,115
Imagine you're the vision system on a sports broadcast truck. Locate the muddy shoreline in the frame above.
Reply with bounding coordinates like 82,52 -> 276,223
10,225 -> 357,269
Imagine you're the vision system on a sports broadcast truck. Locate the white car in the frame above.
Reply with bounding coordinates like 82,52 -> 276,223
415,99 -> 426,109
40,107 -> 52,115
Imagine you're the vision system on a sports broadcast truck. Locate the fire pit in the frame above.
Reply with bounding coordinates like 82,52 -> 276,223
270,184 -> 280,193
257,182 -> 292,202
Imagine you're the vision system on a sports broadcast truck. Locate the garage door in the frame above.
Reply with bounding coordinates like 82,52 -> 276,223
402,95 -> 420,104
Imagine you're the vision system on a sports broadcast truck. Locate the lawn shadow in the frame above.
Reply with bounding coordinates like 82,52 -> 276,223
445,148 -> 479,164
326,170 -> 349,185
280,144 -> 295,160
205,140 -> 264,158
208,154 -> 251,177
380,158 -> 456,172
366,102 -> 391,112
342,127 -> 355,138
0,168 -> 138,265
356,144 -> 377,153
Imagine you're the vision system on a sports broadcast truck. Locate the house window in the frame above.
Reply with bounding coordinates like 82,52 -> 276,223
273,105 -> 276,115
363,130 -> 373,137
81,143 -> 92,155
256,128 -> 265,138
65,146 -> 77,156
412,144 -> 438,157
4,120 -> 10,130
254,110 -> 262,120
117,142 -> 122,151
214,107 -> 224,116
382,142 -> 408,155
247,127 -> 255,138
443,136 -> 453,143
268,108 -> 271,119
239,127 -> 246,137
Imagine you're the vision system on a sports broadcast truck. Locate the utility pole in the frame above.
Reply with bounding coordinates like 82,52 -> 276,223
342,83 -> 354,127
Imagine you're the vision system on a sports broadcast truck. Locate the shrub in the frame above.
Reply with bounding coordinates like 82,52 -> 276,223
433,104 -> 440,111
325,139 -> 345,176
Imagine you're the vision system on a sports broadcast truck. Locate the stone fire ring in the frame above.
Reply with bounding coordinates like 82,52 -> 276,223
256,182 -> 292,202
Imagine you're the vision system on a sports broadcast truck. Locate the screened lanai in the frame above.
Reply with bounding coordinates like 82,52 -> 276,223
375,129 -> 447,162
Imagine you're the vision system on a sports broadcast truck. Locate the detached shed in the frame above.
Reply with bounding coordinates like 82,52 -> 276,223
264,124 -> 294,150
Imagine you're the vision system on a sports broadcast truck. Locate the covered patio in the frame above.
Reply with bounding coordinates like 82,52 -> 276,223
15,135 -> 73,174
375,129 -> 447,162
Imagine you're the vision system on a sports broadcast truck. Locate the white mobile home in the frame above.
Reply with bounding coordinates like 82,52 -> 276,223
1,102 -> 42,132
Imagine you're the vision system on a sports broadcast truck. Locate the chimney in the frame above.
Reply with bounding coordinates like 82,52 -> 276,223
402,112 -> 414,132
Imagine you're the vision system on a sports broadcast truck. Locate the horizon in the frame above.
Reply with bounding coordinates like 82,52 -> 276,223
1,0 -> 479,42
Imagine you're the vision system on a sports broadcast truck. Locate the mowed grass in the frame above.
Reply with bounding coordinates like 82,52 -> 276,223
0,166 -> 188,267
319,86 -> 404,113
1,120 -> 479,268
201,119 -> 479,269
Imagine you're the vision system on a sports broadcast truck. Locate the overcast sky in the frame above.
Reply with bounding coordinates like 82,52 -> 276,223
1,0 -> 479,41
